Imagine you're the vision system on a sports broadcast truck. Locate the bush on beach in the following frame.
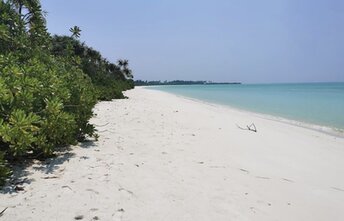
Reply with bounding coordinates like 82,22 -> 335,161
0,0 -> 133,186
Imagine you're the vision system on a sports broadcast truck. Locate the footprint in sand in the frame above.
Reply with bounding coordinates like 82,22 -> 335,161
86,188 -> 99,195
239,168 -> 249,173
62,185 -> 73,191
118,187 -> 134,196
113,208 -> 125,221
282,178 -> 294,183
255,176 -> 270,180
74,215 -> 84,220
331,187 -> 344,192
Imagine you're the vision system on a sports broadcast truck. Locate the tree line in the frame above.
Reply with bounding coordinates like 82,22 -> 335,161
134,80 -> 241,86
0,0 -> 134,186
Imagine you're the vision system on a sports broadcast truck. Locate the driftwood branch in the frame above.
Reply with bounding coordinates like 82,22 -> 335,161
236,123 -> 257,132
0,207 -> 8,217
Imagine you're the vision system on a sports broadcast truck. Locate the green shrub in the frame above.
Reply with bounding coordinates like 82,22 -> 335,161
51,35 -> 134,101
0,0 -> 134,187
0,110 -> 40,157
0,52 -> 97,157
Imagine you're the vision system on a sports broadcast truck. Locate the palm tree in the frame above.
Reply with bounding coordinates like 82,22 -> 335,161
117,59 -> 132,79
117,59 -> 124,68
9,0 -> 42,19
7,0 -> 48,47
123,67 -> 133,79
9,0 -> 25,16
117,59 -> 129,68
69,26 -> 81,38
8,0 -> 46,27
122,59 -> 129,69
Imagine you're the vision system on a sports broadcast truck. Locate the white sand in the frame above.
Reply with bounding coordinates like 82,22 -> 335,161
1,87 -> 344,221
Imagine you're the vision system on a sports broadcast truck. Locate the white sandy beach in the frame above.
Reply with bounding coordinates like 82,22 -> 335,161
1,87 -> 344,221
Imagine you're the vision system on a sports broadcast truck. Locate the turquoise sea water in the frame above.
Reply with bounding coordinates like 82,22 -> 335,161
150,83 -> 344,131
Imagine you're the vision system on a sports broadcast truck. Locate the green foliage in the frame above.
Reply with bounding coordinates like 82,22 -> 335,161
0,0 -> 134,186
0,110 -> 40,156
51,35 -> 134,101
0,0 -> 50,54
96,79 -> 134,100
0,1 -> 27,52
0,53 -> 97,156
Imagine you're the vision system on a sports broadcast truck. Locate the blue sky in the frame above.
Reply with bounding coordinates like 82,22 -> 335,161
41,0 -> 344,83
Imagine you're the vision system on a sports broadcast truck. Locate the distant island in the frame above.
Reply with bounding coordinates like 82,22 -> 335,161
134,80 -> 241,86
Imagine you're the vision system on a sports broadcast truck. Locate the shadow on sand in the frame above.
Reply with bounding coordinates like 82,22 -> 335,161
0,139 -> 97,194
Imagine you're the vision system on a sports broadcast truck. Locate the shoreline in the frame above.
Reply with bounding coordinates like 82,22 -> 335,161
145,87 -> 344,138
1,87 -> 344,220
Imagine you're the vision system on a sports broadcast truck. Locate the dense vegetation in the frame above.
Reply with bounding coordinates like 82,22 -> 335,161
134,80 -> 241,86
51,35 -> 134,100
0,0 -> 133,186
